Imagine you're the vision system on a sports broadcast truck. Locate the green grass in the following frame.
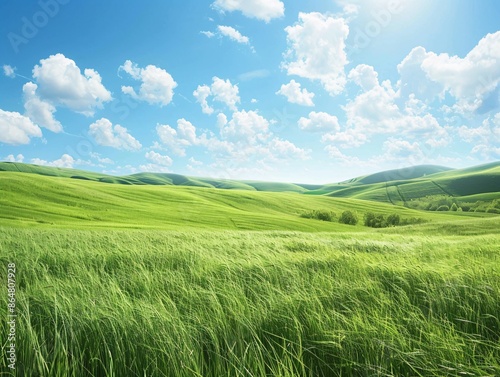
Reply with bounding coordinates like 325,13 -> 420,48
1,172 -> 471,231
0,164 -> 499,376
1,221 -> 499,376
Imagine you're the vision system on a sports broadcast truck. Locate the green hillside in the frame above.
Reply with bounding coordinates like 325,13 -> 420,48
0,171 -> 477,231
1,161 -> 499,218
325,162 -> 500,207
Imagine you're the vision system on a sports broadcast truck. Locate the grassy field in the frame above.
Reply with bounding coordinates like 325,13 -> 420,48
1,165 -> 499,376
1,220 -> 499,376
0,172 -> 474,231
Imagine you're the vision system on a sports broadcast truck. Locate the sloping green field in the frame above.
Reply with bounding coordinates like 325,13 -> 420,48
0,163 -> 499,376
0,172 -> 467,231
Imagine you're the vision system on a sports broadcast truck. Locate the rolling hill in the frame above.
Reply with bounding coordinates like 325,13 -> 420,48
0,169 -> 482,231
0,161 -> 499,229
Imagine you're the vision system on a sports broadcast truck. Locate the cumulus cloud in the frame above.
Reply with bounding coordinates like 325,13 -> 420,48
276,80 -> 315,106
212,0 -> 284,22
145,151 -> 173,167
268,138 -> 310,160
156,119 -> 198,156
282,12 -> 349,95
3,65 -> 16,78
193,77 -> 240,114
120,60 -> 178,106
89,118 -> 142,151
337,64 -> 450,147
193,85 -> 214,115
31,154 -> 75,168
0,109 -> 42,145
32,54 -> 112,116
298,111 -> 340,132
398,32 -> 500,113
3,154 -> 24,162
23,82 -> 63,133
220,110 -> 269,143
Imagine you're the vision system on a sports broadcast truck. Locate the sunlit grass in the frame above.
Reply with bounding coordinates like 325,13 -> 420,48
1,220 -> 499,376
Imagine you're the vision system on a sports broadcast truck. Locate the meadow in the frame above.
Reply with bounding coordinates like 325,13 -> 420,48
1,219 -> 499,376
1,164 -> 499,376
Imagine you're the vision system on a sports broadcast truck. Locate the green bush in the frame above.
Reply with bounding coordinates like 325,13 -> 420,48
450,203 -> 458,211
300,210 -> 336,222
339,210 -> 358,225
386,213 -> 400,226
436,205 -> 450,211
400,217 -> 427,225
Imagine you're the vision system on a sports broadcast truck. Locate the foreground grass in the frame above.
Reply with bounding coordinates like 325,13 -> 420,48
1,219 -> 499,376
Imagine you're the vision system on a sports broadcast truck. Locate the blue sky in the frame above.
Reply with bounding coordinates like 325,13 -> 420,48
1,0 -> 499,183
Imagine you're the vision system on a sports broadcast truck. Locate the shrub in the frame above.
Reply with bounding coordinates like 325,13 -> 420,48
386,213 -> 400,226
363,212 -> 376,227
450,203 -> 458,211
486,208 -> 500,214
300,210 -> 336,222
436,205 -> 450,211
400,217 -> 427,225
339,210 -> 358,225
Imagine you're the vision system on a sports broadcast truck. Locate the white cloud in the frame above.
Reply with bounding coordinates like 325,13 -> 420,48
193,85 -> 214,115
193,77 -> 240,113
298,111 -> 340,132
211,77 -> 240,110
282,12 -> 349,95
3,154 -> 24,162
138,163 -> 171,173
177,118 -> 197,144
325,146 -> 360,165
201,31 -> 215,38
321,129 -> 368,148
0,109 -> 42,145
220,110 -> 269,143
217,25 -> 250,45
3,65 -> 16,78
276,80 -> 315,106
90,152 -> 114,165
339,65 -> 449,147
89,118 -> 142,151
217,113 -> 228,128
23,82 -> 63,133
268,138 -> 310,160
383,138 -> 424,161
31,154 -> 75,168
32,53 -> 112,116
399,32 -> 500,113
348,64 -> 379,92
212,0 -> 284,22
156,119 -> 198,157
458,115 -> 500,143
120,60 -> 178,106
145,151 -> 173,167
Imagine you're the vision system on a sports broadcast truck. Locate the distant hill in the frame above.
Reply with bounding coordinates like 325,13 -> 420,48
1,161 -> 499,208
351,165 -> 452,185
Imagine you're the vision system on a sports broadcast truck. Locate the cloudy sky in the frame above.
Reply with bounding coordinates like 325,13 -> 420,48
1,0 -> 499,183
